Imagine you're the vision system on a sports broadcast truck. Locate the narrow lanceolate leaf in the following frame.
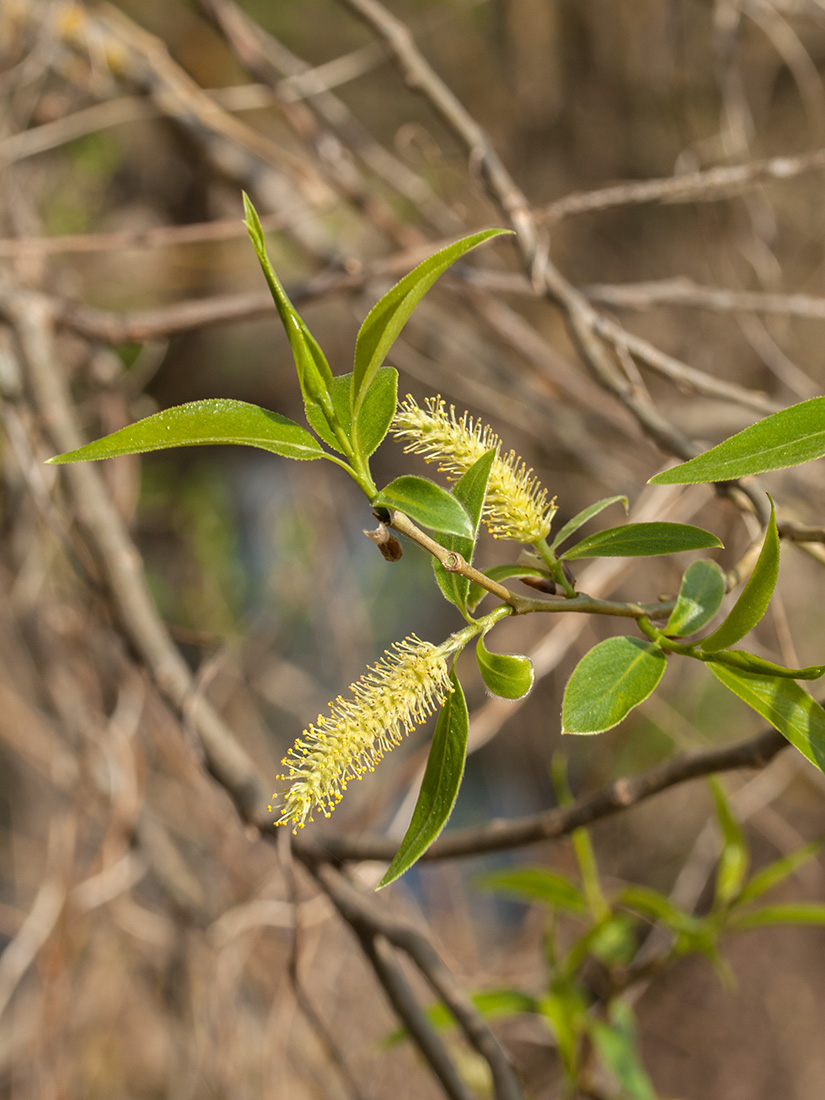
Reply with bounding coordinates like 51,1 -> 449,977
707,663 -> 825,774
379,670 -> 468,888
709,777 -> 749,906
244,194 -> 338,434
474,868 -> 588,916
549,495 -> 629,553
665,559 -> 726,637
649,395 -> 825,484
562,636 -> 667,735
374,476 -> 472,538
701,499 -> 779,653
47,399 -> 327,464
704,649 -> 825,681
304,367 -> 397,456
352,228 -> 511,416
561,522 -> 722,560
729,904 -> 825,930
433,449 -> 495,612
589,1003 -> 657,1100
616,886 -> 704,935
476,635 -> 534,699
734,840 -> 824,908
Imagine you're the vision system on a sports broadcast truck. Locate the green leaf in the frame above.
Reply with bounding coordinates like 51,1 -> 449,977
244,194 -> 338,436
352,228 -> 511,416
704,649 -> 825,681
707,663 -> 825,773
664,559 -> 726,637
356,365 -> 398,457
649,395 -> 825,484
476,634 -> 534,699
432,449 -> 495,613
562,636 -> 667,735
709,777 -> 749,907
474,867 -> 588,916
730,903 -> 825,930
467,564 -> 549,612
700,499 -> 779,652
589,1002 -> 657,1100
374,476 -> 472,538
616,885 -> 704,936
734,840 -> 824,908
47,399 -> 327,464
379,671 -> 468,888
304,366 -> 397,456
561,522 -> 722,560
549,495 -> 629,552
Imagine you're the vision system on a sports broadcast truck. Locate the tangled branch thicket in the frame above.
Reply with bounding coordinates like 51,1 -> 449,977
2,2 -> 825,1098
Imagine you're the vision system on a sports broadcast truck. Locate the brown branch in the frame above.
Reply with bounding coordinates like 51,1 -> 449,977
298,727 -> 788,864
309,862 -> 525,1100
356,931 -> 479,1100
537,148 -> 825,223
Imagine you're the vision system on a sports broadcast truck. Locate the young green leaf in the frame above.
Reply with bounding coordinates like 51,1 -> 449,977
47,399 -> 327,464
709,777 -> 749,906
704,649 -> 825,680
562,637 -> 667,735
649,395 -> 825,484
304,366 -> 397,456
664,559 -> 726,637
379,670 -> 468,888
589,1002 -> 657,1100
432,449 -> 495,613
729,904 -> 825,930
352,228 -> 511,417
561,522 -> 722,560
700,499 -> 779,652
243,194 -> 338,435
476,635 -> 534,699
374,476 -> 473,538
474,867 -> 588,916
733,839 -> 824,908
549,495 -> 629,552
616,885 -> 704,936
707,663 -> 825,773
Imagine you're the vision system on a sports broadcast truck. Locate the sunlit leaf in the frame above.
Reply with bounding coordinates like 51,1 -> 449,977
562,636 -> 667,735
374,476 -> 473,538
244,194 -> 338,437
589,1002 -> 657,1100
734,840 -> 824,908
352,228 -> 511,416
709,777 -> 749,906
701,499 -> 779,652
549,495 -> 629,552
704,649 -> 825,681
664,559 -> 725,637
476,634 -> 534,699
649,395 -> 825,484
304,367 -> 397,456
561,522 -> 722,560
730,904 -> 825,930
474,867 -> 588,916
616,885 -> 704,936
47,399 -> 327,464
379,671 -> 468,888
707,663 -> 825,774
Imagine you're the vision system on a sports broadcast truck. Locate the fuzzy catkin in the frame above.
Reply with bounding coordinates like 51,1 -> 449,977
271,636 -> 452,831
392,396 -> 556,543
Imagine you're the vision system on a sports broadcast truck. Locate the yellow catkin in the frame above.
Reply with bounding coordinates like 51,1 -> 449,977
271,637 -> 452,831
392,396 -> 556,543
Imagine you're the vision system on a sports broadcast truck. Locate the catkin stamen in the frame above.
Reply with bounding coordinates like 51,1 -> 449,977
270,636 -> 452,831
392,396 -> 556,543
